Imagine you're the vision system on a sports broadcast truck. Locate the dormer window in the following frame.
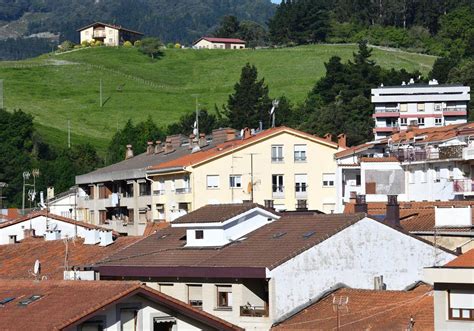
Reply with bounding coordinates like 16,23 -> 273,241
195,230 -> 204,239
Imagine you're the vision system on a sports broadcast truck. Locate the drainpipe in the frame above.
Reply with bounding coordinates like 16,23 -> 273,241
145,172 -> 155,223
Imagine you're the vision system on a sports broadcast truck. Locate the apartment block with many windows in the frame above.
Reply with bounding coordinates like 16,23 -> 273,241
372,80 -> 470,140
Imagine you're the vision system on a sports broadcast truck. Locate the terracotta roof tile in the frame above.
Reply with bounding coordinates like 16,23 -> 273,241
359,156 -> 399,162
149,127 -> 338,171
200,37 -> 246,43
445,249 -> 474,267
272,285 -> 434,331
0,236 -> 141,280
0,280 -> 242,331
143,221 -> 169,236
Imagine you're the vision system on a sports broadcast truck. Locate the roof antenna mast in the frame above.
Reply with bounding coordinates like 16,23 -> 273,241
270,99 -> 279,128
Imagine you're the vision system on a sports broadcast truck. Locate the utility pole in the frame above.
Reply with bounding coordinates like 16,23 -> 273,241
22,171 -> 31,214
0,79 -> 4,109
191,94 -> 199,135
99,79 -> 103,107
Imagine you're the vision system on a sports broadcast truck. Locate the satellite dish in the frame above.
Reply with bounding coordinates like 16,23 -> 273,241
33,259 -> 41,275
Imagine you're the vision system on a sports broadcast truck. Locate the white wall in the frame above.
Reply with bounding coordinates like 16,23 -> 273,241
269,217 -> 455,319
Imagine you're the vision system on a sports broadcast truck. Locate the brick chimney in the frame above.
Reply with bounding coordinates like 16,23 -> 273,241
226,129 -> 236,141
199,133 -> 207,147
337,133 -> 347,149
164,138 -> 174,154
188,134 -> 195,150
23,228 -> 35,238
154,140 -> 162,154
243,127 -> 251,140
146,141 -> 154,155
354,194 -> 367,213
385,195 -> 401,228
125,144 -> 134,159
324,133 -> 332,142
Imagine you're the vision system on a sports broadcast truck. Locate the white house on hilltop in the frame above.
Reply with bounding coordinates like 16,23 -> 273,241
193,37 -> 246,49
77,22 -> 143,46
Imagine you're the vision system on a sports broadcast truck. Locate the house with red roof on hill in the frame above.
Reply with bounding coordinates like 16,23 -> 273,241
193,36 -> 246,49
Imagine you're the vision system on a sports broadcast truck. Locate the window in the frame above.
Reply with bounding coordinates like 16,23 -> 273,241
434,166 -> 441,182
272,175 -> 284,197
322,173 -> 335,187
294,145 -> 307,162
417,103 -> 425,112
188,285 -> 203,309
385,118 -> 398,127
408,169 -> 415,184
435,118 -> 443,126
400,118 -> 407,126
271,145 -> 284,162
448,165 -> 453,179
449,290 -> 474,320
356,175 -> 361,186
295,174 -> 307,196
216,285 -> 233,309
206,175 -> 219,189
229,175 -> 242,188
79,320 -> 104,331
108,38 -> 112,43
139,182 -> 151,196
434,103 -> 442,111
99,210 -> 106,224
417,118 -> 425,126
400,103 -> 408,112
195,230 -> 204,239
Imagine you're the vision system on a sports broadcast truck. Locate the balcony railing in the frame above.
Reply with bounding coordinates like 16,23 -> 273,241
272,186 -> 284,199
443,107 -> 466,112
453,179 -> 474,194
391,145 -> 463,162
240,305 -> 269,317
93,31 -> 106,38
271,157 -> 284,162
153,189 -> 165,195
376,108 -> 399,113
175,187 -> 191,194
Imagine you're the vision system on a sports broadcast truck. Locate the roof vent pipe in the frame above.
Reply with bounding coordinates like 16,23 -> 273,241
125,144 -> 134,159
354,194 -> 367,214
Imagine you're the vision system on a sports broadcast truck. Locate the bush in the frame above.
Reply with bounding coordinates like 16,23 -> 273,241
123,41 -> 133,47
174,43 -> 181,49
134,40 -> 142,47
73,44 -> 81,49
59,40 -> 74,52
91,40 -> 103,47
81,40 -> 90,47
166,42 -> 174,49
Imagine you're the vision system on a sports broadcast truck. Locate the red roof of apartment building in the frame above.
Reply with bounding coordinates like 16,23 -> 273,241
0,280 -> 242,331
272,285 -> 434,331
445,249 -> 474,267
149,126 -> 338,172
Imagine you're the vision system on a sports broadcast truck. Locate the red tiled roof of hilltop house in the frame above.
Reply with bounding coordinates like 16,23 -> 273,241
445,248 -> 474,267
197,37 -> 246,44
148,126 -> 339,172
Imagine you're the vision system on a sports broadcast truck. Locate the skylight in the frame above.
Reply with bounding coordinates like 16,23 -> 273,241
302,230 -> 316,239
272,232 -> 287,239
18,295 -> 42,307
0,297 -> 14,306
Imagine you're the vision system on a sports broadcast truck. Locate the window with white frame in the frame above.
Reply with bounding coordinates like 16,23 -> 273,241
449,290 -> 474,320
322,173 -> 335,187
229,175 -> 242,188
294,145 -> 307,162
434,166 -> 441,182
216,285 -> 233,309
272,174 -> 284,196
271,145 -> 284,162
400,118 -> 408,126
448,165 -> 453,179
417,118 -> 425,126
434,103 -> 442,111
400,103 -> 408,112
187,285 -> 203,309
295,174 -> 308,193
435,118 -> 443,126
417,103 -> 425,112
206,175 -> 219,189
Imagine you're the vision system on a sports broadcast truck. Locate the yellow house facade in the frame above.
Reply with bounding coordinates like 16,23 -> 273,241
147,127 -> 343,221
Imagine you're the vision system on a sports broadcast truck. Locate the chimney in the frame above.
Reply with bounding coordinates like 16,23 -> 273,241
199,133 -> 207,148
226,129 -> 236,141
125,144 -> 134,159
337,133 -> 347,149
264,199 -> 274,210
243,127 -> 251,140
164,138 -> 174,153
146,141 -> 154,155
354,194 -> 368,213
324,133 -> 332,142
188,134 -> 195,150
154,140 -> 162,154
23,228 -> 36,238
385,195 -> 401,228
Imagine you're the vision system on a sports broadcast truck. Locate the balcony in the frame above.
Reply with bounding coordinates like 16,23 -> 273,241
453,179 -> 474,195
391,145 -> 463,162
463,146 -> 474,160
153,189 -> 165,196
271,157 -> 284,163
175,187 -> 192,194
373,109 -> 400,118
443,108 -> 467,116
373,126 -> 400,133
93,30 -> 106,38
240,305 -> 269,317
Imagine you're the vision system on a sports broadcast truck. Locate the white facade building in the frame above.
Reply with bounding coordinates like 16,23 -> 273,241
193,37 -> 246,49
372,80 -> 470,140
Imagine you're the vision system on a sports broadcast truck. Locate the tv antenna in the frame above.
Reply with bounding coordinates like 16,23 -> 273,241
332,295 -> 349,331
270,99 -> 279,128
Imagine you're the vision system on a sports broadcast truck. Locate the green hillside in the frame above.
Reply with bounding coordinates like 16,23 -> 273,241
0,45 -> 436,153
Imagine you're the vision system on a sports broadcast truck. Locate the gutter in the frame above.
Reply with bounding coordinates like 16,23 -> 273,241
146,166 -> 185,175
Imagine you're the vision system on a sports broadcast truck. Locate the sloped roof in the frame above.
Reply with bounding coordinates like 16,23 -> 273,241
0,236 -> 141,280
149,127 -> 338,172
0,280 -> 242,331
172,203 -> 276,224
272,285 -> 434,330
445,249 -> 474,267
76,22 -> 143,35
97,213 -> 366,275
359,156 -> 399,163
194,37 -> 246,45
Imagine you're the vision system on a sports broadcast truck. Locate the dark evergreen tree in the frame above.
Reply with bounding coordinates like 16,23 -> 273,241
214,16 -> 241,38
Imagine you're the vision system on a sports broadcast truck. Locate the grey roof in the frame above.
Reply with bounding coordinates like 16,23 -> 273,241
374,83 -> 467,89
76,143 -> 215,184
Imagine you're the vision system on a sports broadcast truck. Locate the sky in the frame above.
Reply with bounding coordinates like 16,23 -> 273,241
271,0 -> 281,3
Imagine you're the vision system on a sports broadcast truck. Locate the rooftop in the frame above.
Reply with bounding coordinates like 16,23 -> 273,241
171,203 -> 275,224
76,22 -> 144,35
149,127 -> 338,172
196,37 -> 246,44
0,236 -> 141,280
445,249 -> 474,268
272,284 -> 433,330
374,82 -> 466,89
97,213 -> 366,277
0,280 -> 241,331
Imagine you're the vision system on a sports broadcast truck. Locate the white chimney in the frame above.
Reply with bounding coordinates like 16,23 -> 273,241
99,230 -> 113,246
45,229 -> 62,241
84,229 -> 101,245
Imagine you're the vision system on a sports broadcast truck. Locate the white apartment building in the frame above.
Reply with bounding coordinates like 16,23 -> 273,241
336,123 -> 474,212
372,80 -> 470,140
